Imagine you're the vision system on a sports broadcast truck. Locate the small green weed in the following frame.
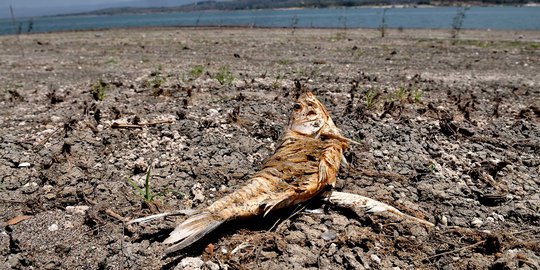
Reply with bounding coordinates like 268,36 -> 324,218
412,89 -> 423,103
90,80 -> 108,101
106,57 -> 118,65
272,73 -> 283,89
189,65 -> 204,79
146,67 -> 166,89
329,32 -> 347,42
215,66 -> 234,85
127,167 -> 159,203
147,75 -> 166,88
395,87 -> 408,101
365,90 -> 377,109
278,59 -> 292,65
428,163 -> 437,173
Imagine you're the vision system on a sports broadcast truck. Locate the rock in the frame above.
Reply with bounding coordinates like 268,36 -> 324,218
22,182 -> 39,194
285,230 -> 306,244
205,261 -> 220,270
471,218 -> 483,228
176,257 -> 204,270
371,254 -> 382,264
440,215 -> 448,226
65,205 -> 90,215
321,230 -> 337,241
0,231 -> 9,255
48,224 -> 59,232
6,254 -> 22,268
18,162 -> 31,168
373,150 -> 384,158
191,183 -> 205,203
44,193 -> 57,200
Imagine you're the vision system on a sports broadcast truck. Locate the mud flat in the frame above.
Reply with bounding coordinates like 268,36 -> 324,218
1,27 -> 539,269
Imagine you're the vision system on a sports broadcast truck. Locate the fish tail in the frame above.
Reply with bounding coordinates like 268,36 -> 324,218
163,212 -> 224,253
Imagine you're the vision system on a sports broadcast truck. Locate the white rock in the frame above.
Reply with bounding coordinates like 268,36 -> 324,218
48,224 -> 59,232
208,109 -> 219,117
471,218 -> 483,228
440,215 -> 448,226
321,230 -> 337,241
66,205 -> 90,215
177,257 -> 204,270
18,162 -> 31,168
205,261 -> 220,270
371,254 -> 381,264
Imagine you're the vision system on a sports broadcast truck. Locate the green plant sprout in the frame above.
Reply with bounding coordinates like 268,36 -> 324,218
189,65 -> 204,79
127,167 -> 159,203
90,80 -> 108,101
215,66 -> 234,85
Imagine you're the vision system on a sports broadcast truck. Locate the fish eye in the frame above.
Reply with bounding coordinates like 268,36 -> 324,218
293,103 -> 302,110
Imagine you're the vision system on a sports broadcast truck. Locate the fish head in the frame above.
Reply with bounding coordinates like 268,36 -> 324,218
289,91 -> 340,137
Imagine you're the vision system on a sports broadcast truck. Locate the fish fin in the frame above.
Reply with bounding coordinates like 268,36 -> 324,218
262,189 -> 297,217
328,191 -> 434,227
126,209 -> 197,225
163,212 -> 224,253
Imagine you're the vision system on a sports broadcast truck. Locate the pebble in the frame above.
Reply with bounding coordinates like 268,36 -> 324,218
205,261 -> 220,270
373,150 -> 384,158
66,205 -> 90,215
440,215 -> 448,226
18,162 -> 31,168
471,218 -> 483,228
191,183 -> 205,203
48,224 -> 59,232
44,193 -> 57,200
321,230 -> 337,241
177,257 -> 204,270
371,254 -> 382,264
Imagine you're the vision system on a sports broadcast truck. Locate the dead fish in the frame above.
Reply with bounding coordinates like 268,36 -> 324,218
163,91 -> 349,253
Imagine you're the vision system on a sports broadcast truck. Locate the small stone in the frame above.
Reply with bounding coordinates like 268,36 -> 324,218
261,251 -> 278,259
6,254 -> 22,268
440,215 -> 448,226
205,261 -> 220,270
373,150 -> 384,158
285,230 -> 306,244
18,162 -> 31,168
66,205 -> 90,215
371,254 -> 381,264
22,182 -> 39,194
191,183 -> 205,203
44,193 -> 57,200
327,243 -> 338,256
63,221 -> 74,229
471,218 -> 483,228
48,224 -> 59,232
177,257 -> 204,270
321,230 -> 337,241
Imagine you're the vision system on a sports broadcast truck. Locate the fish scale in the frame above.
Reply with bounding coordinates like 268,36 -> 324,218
163,91 -> 349,253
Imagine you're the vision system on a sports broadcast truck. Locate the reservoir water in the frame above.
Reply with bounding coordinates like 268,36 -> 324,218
0,6 -> 539,36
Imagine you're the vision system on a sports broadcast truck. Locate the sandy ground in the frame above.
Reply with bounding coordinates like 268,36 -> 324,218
0,27 -> 539,269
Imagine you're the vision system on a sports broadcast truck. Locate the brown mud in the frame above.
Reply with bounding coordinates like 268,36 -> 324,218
0,27 -> 539,269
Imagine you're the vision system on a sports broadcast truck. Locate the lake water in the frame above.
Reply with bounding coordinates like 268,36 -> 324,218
0,6 -> 539,36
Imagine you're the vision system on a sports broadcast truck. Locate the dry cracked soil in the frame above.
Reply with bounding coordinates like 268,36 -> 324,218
0,27 -> 539,270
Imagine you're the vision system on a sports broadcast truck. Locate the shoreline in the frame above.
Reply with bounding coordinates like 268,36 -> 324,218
1,26 -> 540,42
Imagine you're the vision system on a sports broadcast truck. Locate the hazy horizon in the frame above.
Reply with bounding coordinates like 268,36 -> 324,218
1,0 -> 199,19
